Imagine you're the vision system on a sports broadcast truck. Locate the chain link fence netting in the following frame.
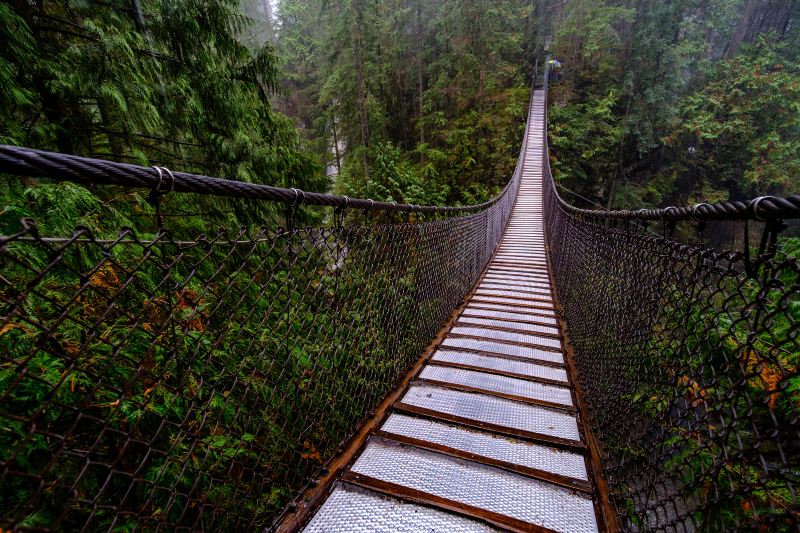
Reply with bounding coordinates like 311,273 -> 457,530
543,94 -> 800,531
0,157 -> 520,530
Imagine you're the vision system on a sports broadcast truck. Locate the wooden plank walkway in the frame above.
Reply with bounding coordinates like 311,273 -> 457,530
296,90 -> 602,533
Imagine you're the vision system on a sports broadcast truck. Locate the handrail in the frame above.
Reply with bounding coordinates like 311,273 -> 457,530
0,144 -> 513,214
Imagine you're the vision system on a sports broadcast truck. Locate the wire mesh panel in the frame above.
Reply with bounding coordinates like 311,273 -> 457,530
541,97 -> 800,530
0,159 -> 519,530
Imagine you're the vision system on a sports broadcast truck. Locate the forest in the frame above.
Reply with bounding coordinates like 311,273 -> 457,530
0,0 -> 799,530
272,0 -> 800,212
1,0 -> 798,225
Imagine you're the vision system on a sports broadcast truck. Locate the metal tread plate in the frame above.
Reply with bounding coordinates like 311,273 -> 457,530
303,483 -> 497,532
480,280 -> 551,290
456,315 -> 560,335
432,349 -> 568,382
463,306 -> 557,322
401,385 -> 580,441
495,251 -> 544,255
381,413 -> 587,480
481,278 -> 551,289
418,365 -> 573,406
350,440 -> 598,533
495,252 -> 547,258
482,273 -> 550,281
489,262 -> 548,270
486,268 -> 550,277
470,295 -> 555,308
475,284 -> 551,292
493,259 -> 548,267
450,326 -> 562,350
441,337 -> 564,364
484,268 -> 550,284
476,288 -> 552,299
496,251 -> 545,256
481,276 -> 551,286
493,259 -> 546,264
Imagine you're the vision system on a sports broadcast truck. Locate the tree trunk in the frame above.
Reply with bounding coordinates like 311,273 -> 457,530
746,0 -> 795,41
416,0 -> 425,156
331,112 -> 342,175
352,0 -> 370,180
724,0 -> 759,58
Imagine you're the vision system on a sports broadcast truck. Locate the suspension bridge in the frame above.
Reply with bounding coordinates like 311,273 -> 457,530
0,65 -> 798,532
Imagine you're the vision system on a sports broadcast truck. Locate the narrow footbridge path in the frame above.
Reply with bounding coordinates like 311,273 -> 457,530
301,90 -> 601,533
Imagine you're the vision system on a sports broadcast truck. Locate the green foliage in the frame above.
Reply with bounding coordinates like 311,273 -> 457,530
547,0 -> 800,209
0,0 -> 324,237
275,0 -> 537,207
622,236 -> 800,528
348,142 -> 448,206
0,220 -> 447,528
664,37 -> 800,201
548,92 -> 622,203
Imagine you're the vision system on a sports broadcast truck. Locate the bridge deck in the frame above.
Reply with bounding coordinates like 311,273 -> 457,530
300,91 -> 601,533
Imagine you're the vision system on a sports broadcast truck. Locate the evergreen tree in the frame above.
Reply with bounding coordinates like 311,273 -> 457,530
1,0 -> 323,236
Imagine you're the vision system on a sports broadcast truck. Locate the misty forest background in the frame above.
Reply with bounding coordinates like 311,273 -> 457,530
1,0 -> 799,237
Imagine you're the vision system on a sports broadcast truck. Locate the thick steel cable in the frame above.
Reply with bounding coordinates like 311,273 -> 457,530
0,145 -> 510,214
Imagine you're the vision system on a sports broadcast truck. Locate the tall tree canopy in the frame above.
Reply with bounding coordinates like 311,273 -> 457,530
546,0 -> 800,209
1,0 -> 323,235
273,0 -> 799,213
274,0 -> 542,207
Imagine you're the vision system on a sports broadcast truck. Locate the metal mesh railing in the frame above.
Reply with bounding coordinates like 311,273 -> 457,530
0,131 -> 524,528
542,71 -> 800,530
